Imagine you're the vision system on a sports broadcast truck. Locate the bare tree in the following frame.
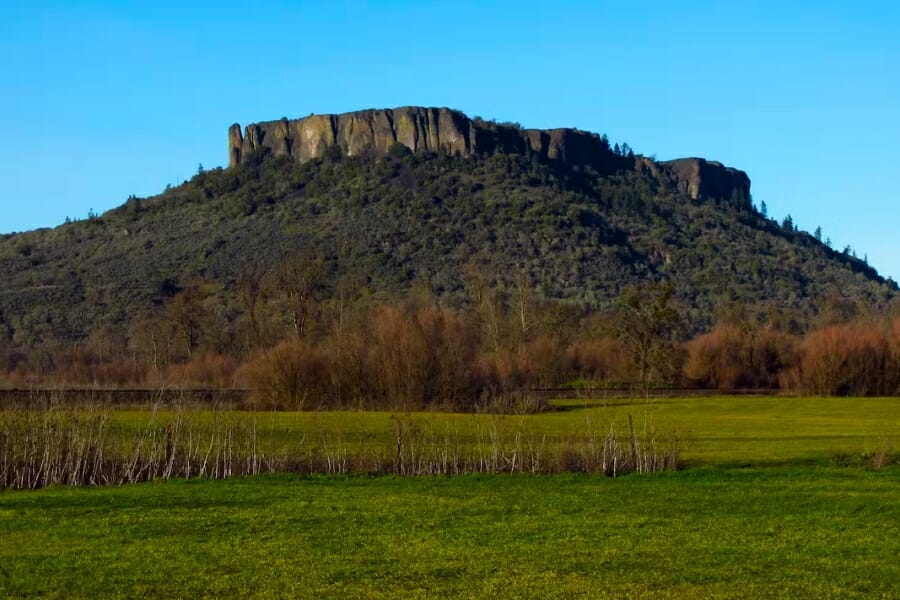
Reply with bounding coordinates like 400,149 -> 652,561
616,284 -> 682,396
271,253 -> 326,340
236,264 -> 270,350
164,282 -> 208,359
463,262 -> 504,355
128,312 -> 172,372
513,266 -> 536,345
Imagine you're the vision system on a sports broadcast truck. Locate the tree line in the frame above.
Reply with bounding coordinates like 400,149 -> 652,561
2,254 -> 899,406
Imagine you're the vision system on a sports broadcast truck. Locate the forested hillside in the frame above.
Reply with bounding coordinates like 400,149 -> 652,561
0,143 -> 891,358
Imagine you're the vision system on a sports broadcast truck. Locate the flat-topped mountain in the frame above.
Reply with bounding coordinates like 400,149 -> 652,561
0,107 -> 893,358
230,107 -> 750,203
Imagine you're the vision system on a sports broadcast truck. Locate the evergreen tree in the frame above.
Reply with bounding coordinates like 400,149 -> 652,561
781,214 -> 794,232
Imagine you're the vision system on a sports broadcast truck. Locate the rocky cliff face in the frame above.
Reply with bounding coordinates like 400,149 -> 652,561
229,107 -> 751,204
228,107 -> 628,175
658,158 -> 752,204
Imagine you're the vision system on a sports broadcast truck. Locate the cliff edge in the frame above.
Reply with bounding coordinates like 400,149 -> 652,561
229,106 -> 751,204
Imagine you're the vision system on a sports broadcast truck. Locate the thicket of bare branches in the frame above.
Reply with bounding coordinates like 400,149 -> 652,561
0,404 -> 682,490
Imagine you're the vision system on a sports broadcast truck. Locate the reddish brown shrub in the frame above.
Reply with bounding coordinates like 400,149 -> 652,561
46,345 -> 148,386
413,305 -> 482,407
513,336 -> 564,388
322,326 -> 370,407
685,326 -> 797,390
797,321 -> 898,396
236,341 -> 330,409
369,305 -> 430,409
166,353 -> 240,388
564,337 -> 630,383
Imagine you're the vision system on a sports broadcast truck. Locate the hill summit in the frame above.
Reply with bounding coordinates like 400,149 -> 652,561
229,107 -> 750,204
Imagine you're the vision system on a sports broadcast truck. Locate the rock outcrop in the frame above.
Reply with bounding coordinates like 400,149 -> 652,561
228,107 -> 629,174
229,107 -> 751,204
659,158 -> 752,204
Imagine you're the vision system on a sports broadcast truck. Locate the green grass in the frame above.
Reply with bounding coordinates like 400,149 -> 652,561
105,395 -> 900,466
1,468 -> 898,598
547,395 -> 900,464
2,396 -> 898,597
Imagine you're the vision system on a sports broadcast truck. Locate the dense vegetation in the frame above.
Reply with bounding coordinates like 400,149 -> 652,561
0,148 -> 896,399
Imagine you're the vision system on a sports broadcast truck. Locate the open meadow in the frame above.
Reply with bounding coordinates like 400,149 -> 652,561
1,395 -> 898,598
24,394 -> 900,467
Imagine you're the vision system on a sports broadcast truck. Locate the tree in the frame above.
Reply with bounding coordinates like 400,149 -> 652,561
129,311 -> 174,372
271,253 -> 326,340
236,264 -> 270,350
125,195 -> 141,218
760,200 -> 768,218
814,226 -> 822,242
513,266 -> 536,345
781,214 -> 794,232
164,282 -> 208,359
156,277 -> 181,298
387,141 -> 412,159
616,284 -> 682,396
816,291 -> 859,327
463,261 -> 505,355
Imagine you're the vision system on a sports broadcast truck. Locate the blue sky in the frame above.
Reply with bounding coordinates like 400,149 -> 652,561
2,1 -> 899,278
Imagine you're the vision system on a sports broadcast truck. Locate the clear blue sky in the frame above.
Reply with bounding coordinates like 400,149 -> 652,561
3,1 -> 899,278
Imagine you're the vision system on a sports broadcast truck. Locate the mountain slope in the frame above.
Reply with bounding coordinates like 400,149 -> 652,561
0,108 -> 894,355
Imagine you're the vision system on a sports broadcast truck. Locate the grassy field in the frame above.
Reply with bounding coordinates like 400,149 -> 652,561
102,395 -> 900,466
548,395 -> 900,464
1,468 -> 898,598
1,396 -> 898,598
